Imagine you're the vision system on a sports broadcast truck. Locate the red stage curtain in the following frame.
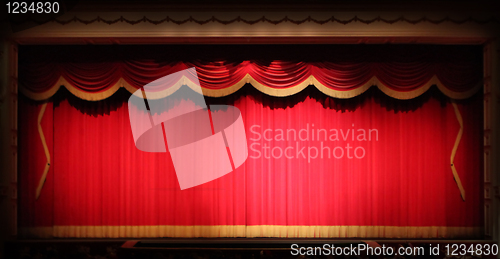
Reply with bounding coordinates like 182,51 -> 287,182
18,87 -> 483,238
18,45 -> 482,101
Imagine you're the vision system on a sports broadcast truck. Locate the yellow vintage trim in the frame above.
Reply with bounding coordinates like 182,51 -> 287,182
451,101 -> 466,201
312,75 -> 374,99
249,75 -> 311,97
375,76 -> 435,100
35,103 -> 50,200
20,81 -> 61,101
20,225 -> 246,238
438,81 -> 483,100
198,74 -> 249,97
19,74 -> 481,101
18,225 -> 482,238
246,225 -> 482,238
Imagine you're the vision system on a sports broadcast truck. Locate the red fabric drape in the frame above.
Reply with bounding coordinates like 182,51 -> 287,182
19,45 -> 482,100
18,87 -> 483,238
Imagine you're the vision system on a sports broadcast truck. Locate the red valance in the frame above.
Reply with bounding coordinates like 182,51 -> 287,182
19,45 -> 482,101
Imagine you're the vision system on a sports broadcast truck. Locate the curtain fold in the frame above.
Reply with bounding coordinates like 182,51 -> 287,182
18,45 -> 482,101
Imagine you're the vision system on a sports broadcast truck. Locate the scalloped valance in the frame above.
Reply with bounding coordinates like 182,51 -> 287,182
19,45 -> 482,101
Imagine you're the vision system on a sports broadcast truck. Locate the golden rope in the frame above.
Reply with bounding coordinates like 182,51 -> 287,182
451,101 -> 465,201
35,103 -> 51,200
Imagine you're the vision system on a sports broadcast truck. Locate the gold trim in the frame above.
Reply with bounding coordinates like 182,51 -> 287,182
376,76 -> 435,100
249,75 -> 311,97
131,75 -> 205,99
18,225 -> 482,238
438,81 -> 483,100
312,75 -> 374,99
19,226 -> 247,238
451,101 -> 466,201
20,80 -> 61,101
246,226 -> 482,238
19,227 -> 53,238
19,74 -> 481,101
199,75 -> 248,97
35,103 -> 50,200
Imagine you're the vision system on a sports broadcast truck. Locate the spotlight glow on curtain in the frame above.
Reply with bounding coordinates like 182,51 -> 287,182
18,86 -> 483,238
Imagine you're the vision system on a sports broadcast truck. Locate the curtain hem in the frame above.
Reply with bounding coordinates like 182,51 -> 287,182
18,226 -> 483,239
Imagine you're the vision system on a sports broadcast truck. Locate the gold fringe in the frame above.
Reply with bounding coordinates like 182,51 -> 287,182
19,75 -> 481,101
18,225 -> 482,238
451,101 -> 466,201
245,226 -> 482,238
312,76 -> 373,99
375,76 -> 434,100
35,103 -> 50,200
19,225 -> 246,238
